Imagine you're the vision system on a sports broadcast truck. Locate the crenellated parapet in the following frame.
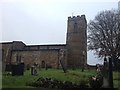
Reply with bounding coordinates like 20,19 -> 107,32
68,15 -> 86,21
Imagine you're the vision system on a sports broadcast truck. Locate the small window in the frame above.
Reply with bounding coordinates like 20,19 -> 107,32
16,55 -> 21,64
74,22 -> 78,31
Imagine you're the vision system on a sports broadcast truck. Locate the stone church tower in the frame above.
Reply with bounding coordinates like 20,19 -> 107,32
66,15 -> 87,68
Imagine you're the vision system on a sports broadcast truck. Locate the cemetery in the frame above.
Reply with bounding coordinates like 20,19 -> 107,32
2,61 -> 120,89
1,4 -> 120,89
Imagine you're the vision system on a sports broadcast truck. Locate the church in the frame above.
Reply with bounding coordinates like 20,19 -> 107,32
0,15 -> 87,70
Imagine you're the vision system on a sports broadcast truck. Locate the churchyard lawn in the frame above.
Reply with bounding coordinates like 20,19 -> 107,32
2,69 -> 120,89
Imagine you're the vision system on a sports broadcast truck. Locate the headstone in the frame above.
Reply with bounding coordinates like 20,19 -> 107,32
96,64 -> 101,73
34,67 -> 37,75
11,63 -> 24,76
45,64 -> 48,70
31,65 -> 35,75
102,57 -> 109,87
26,64 -> 30,70
5,64 -> 12,72
31,65 -> 37,75
103,77 -> 109,87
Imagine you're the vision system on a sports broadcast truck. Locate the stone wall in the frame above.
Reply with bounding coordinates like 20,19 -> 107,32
1,41 -> 67,69
12,41 -> 25,50
1,42 -> 13,64
11,49 -> 60,68
25,44 -> 66,50
1,41 -> 25,64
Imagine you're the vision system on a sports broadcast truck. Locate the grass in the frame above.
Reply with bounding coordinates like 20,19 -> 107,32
2,68 -> 120,89
113,71 -> 120,88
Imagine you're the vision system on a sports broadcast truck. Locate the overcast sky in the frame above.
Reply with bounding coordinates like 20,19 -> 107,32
0,0 -> 119,65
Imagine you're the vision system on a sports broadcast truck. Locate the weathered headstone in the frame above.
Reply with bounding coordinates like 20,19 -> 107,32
45,64 -> 48,70
31,65 -> 37,75
102,57 -> 109,87
96,64 -> 101,73
26,64 -> 30,70
34,67 -> 37,75
31,65 -> 35,75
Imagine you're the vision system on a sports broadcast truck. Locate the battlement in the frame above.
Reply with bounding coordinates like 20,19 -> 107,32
68,15 -> 86,21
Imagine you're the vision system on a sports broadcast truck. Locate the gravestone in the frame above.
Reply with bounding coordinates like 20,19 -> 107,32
45,64 -> 48,70
96,64 -> 101,73
102,57 -> 109,87
5,64 -> 12,72
31,65 -> 37,75
102,57 -> 114,88
31,66 -> 35,75
11,63 -> 24,76
26,64 -> 30,70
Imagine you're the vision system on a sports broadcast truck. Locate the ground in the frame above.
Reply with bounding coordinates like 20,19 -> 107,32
2,68 -> 120,89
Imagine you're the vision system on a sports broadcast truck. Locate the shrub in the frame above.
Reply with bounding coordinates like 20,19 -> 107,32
26,77 -> 89,89
89,73 -> 103,88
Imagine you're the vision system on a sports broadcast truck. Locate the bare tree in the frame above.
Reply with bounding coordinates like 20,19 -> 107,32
88,9 -> 120,69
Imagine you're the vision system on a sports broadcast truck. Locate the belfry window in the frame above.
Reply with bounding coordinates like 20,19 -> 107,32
74,22 -> 78,31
